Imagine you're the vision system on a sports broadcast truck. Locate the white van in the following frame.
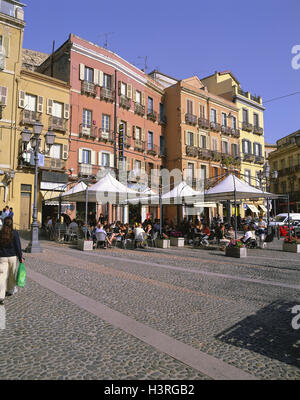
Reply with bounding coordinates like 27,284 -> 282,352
269,213 -> 300,226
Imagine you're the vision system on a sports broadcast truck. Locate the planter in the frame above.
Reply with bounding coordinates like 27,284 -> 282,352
155,239 -> 170,248
282,242 -> 300,253
225,247 -> 247,258
78,239 -> 94,251
170,237 -> 185,247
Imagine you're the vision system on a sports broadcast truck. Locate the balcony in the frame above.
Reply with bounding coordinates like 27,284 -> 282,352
210,121 -> 221,132
99,129 -> 114,143
198,149 -> 212,160
147,144 -> 158,156
186,145 -> 198,157
243,153 -> 255,162
238,88 -> 248,97
221,125 -> 231,135
134,139 -> 145,152
250,94 -> 261,103
79,124 -> 98,140
242,122 -> 253,132
21,110 -> 42,125
48,116 -> 67,132
159,147 -> 166,157
255,155 -> 265,165
134,103 -> 145,116
147,110 -> 157,122
231,128 -> 240,138
159,115 -> 167,125
211,151 -> 222,162
198,117 -> 210,130
42,158 -> 67,171
119,95 -> 131,109
78,163 -> 99,177
185,113 -> 197,125
81,81 -> 97,97
100,87 -> 114,102
124,135 -> 132,148
253,125 -> 264,135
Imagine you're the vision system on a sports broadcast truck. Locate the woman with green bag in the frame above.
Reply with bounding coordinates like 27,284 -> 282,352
0,217 -> 24,305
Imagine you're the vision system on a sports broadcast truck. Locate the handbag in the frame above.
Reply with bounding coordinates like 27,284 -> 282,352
16,262 -> 26,288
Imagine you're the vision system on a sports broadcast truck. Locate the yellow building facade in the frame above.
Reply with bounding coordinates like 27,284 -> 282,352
201,71 -> 266,217
0,1 -> 70,230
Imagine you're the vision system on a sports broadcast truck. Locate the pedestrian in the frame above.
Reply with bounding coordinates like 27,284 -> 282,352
8,207 -> 14,218
0,217 -> 23,304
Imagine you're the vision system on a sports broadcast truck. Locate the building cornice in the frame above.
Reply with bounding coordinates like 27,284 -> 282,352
0,12 -> 25,29
21,69 -> 70,90
234,94 -> 265,111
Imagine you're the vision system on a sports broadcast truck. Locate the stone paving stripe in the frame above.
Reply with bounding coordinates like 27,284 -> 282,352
27,268 -> 257,381
56,248 -> 300,291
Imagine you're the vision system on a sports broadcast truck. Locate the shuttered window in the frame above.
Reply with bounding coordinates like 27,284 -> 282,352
187,99 -> 193,114
210,108 -> 216,122
25,94 -> 37,111
83,109 -> 92,127
0,86 -> 7,105
103,74 -> 111,89
102,114 -> 110,132
84,67 -> 94,82
52,101 -> 63,118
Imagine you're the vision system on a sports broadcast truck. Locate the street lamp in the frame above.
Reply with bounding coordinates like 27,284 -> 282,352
21,121 -> 56,253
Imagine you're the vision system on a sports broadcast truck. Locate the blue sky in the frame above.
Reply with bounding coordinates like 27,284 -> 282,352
22,0 -> 300,144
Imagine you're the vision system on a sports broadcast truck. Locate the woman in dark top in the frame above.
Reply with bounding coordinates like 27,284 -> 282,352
0,217 -> 23,304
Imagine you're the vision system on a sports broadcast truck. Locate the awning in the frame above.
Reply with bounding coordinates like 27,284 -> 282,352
194,202 -> 217,208
40,190 -> 71,205
247,204 -> 259,213
259,204 -> 267,212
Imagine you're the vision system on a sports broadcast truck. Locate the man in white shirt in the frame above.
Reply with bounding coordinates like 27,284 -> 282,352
134,223 -> 146,248
241,226 -> 253,244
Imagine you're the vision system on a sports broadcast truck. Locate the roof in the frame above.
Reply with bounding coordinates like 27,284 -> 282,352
22,48 -> 49,71
201,70 -> 240,85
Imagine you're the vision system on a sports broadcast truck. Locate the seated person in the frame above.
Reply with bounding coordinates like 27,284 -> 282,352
225,226 -> 235,240
134,223 -> 147,247
240,226 -> 253,243
94,224 -> 111,247
145,224 -> 154,239
202,224 -> 211,236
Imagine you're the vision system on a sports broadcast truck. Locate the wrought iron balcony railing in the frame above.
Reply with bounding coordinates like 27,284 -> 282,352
198,117 -> 210,129
254,155 -> 265,165
147,144 -> 158,156
21,110 -> 42,125
134,139 -> 145,152
43,158 -> 67,171
198,149 -> 212,160
147,110 -> 157,122
98,129 -> 114,142
253,125 -> 264,135
242,122 -> 253,132
231,128 -> 240,138
221,125 -> 231,135
185,113 -> 197,125
119,95 -> 131,109
210,121 -> 221,132
243,153 -> 255,162
48,116 -> 67,132
186,145 -> 198,157
81,81 -> 97,97
159,115 -> 167,125
100,87 -> 114,102
79,124 -> 98,139
134,103 -> 145,116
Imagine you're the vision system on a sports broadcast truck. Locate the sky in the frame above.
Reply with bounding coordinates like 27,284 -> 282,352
22,0 -> 300,144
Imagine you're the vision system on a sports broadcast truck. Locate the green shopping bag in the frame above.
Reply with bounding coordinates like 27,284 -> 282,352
16,262 -> 26,288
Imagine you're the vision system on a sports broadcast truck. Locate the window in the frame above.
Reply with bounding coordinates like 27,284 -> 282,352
187,163 -> 194,179
147,97 -> 153,113
231,143 -> 239,156
253,113 -> 259,127
222,141 -> 229,154
135,126 -> 141,140
199,104 -> 206,118
253,143 -> 261,156
200,135 -> 206,149
103,74 -> 111,89
83,109 -> 92,127
210,109 -> 217,122
101,152 -> 110,167
135,159 -> 141,171
187,99 -> 193,114
84,67 -> 94,83
243,109 -> 248,123
102,114 -> 110,132
187,131 -> 194,146
289,157 -> 293,167
160,136 -> 165,154
232,116 -> 237,129
82,149 -> 91,164
280,159 -> 285,169
200,165 -> 207,181
25,94 -> 37,111
282,181 -> 286,193
121,82 -> 127,96
243,140 -> 251,154
213,167 -> 219,178
50,144 -> 61,159
148,131 -> 153,150
212,137 -> 218,151
273,161 -> 278,171
244,170 -> 251,185
159,103 -> 165,119
52,101 -> 63,118
135,90 -> 141,104
0,86 -> 7,105
222,112 -> 227,126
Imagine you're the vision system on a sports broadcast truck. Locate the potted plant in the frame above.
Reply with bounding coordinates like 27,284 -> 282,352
156,234 -> 170,248
282,236 -> 300,253
225,239 -> 247,258
169,231 -> 185,247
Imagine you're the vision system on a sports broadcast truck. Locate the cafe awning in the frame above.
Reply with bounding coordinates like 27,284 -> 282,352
259,204 -> 267,212
247,204 -> 259,213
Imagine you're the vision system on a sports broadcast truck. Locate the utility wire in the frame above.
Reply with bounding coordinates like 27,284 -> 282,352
264,91 -> 300,103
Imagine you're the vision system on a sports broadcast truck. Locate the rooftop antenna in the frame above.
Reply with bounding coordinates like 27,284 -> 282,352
98,32 -> 114,49
137,56 -> 148,72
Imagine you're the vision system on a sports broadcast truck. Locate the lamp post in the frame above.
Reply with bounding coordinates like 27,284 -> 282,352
21,122 -> 56,253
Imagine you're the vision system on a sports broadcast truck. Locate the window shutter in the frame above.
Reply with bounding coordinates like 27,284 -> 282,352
132,126 -> 136,139
197,134 -> 200,147
91,150 -> 96,165
259,144 -> 262,156
37,96 -> 43,113
79,64 -> 85,80
126,157 -> 131,171
98,152 -> 102,166
47,99 -> 53,115
127,84 -> 132,99
118,81 -> 121,96
184,131 -> 187,145
99,71 -> 104,87
78,148 -> 83,163
64,103 -> 70,119
141,92 -> 145,106
110,153 -> 114,168
110,74 -> 114,91
62,144 -> 68,160
141,161 -> 146,174
127,123 -> 131,137
242,139 -> 245,153
133,88 -> 136,102
141,128 -> 145,141
18,90 -> 25,108
95,69 -> 100,85
0,86 -> 7,105
3,36 -> 9,57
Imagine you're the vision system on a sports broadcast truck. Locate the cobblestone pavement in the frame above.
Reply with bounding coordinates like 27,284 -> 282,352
0,238 -> 299,380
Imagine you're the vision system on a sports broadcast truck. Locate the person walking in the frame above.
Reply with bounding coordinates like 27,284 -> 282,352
0,217 -> 23,304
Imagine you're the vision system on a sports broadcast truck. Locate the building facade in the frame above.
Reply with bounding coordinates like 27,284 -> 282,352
38,34 -> 165,222
269,130 -> 300,213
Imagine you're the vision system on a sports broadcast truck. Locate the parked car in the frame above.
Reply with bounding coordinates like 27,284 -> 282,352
269,213 -> 300,227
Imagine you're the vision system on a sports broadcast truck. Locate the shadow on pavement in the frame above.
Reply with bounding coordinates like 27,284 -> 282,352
215,300 -> 300,368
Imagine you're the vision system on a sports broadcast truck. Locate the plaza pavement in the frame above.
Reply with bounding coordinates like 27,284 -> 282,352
0,237 -> 299,380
